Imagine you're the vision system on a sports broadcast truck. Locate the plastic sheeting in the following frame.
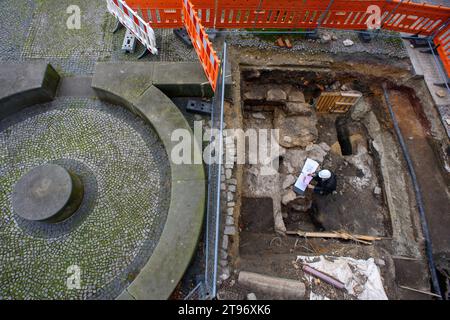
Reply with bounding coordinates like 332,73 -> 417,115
297,255 -> 388,300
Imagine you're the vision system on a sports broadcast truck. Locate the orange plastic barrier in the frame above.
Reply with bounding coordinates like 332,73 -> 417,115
182,0 -> 220,91
125,0 -> 450,35
434,24 -> 450,77
321,1 -> 449,34
121,0 -> 450,85
125,0 -> 183,28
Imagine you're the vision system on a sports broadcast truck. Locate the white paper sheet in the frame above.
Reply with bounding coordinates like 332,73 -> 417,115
294,158 -> 319,192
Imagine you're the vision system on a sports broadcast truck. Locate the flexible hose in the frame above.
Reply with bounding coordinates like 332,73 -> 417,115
382,84 -> 442,299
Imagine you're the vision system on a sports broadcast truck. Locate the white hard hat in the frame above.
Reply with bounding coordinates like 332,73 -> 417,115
318,169 -> 332,179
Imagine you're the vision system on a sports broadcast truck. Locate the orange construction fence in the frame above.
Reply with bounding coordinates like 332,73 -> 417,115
122,0 -> 450,82
124,0 -> 449,34
434,24 -> 450,78
182,0 -> 220,91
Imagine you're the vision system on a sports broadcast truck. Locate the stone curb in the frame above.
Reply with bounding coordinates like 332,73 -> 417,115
92,62 -> 213,99
92,63 -> 206,300
0,62 -> 60,120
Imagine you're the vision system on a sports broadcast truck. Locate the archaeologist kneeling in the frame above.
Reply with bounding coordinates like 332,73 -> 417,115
307,169 -> 337,196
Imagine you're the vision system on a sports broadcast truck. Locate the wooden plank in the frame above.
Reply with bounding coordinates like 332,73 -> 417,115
316,91 -> 361,114
286,230 -> 383,245
399,285 -> 442,298
341,91 -> 363,98
335,102 -> 354,106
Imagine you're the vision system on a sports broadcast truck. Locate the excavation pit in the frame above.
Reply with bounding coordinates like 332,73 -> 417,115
239,67 -> 392,237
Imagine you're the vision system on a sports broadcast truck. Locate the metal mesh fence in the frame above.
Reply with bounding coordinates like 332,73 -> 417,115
204,42 -> 227,299
184,42 -> 227,300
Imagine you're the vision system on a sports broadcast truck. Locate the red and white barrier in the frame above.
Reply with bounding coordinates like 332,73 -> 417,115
106,0 -> 158,54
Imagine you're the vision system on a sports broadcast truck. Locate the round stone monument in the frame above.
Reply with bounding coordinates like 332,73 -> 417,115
12,164 -> 84,223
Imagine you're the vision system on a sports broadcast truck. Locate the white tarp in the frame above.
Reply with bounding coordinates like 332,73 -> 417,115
294,158 -> 319,192
297,255 -> 388,300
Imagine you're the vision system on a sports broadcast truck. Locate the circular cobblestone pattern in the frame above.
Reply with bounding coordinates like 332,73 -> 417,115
0,98 -> 171,299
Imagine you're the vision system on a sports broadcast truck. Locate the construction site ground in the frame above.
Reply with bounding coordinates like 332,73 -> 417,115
1,0 -> 449,300
217,47 -> 450,300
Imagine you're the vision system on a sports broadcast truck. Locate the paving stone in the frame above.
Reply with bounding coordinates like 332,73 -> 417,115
226,216 -> 234,226
222,235 -> 229,250
224,226 -> 236,236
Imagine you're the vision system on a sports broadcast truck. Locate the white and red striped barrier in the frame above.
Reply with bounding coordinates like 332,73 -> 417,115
106,0 -> 158,55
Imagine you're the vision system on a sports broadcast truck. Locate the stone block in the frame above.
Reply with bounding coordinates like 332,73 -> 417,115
0,62 -> 60,119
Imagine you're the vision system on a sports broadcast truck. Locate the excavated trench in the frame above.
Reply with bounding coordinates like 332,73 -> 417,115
240,68 -> 392,237
218,59 -> 449,299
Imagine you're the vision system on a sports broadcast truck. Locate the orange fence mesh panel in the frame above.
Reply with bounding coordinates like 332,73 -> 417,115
125,0 -> 183,27
213,0 -> 329,29
434,24 -> 450,77
123,0 -> 450,34
119,0 -> 450,83
182,0 -> 220,91
316,1 -> 449,34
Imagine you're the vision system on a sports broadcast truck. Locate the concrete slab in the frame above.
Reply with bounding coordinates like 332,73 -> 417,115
135,86 -> 205,182
403,39 -> 450,107
152,62 -> 212,97
93,62 -> 218,99
56,76 -> 96,98
92,62 -> 155,106
116,290 -> 136,300
0,62 -> 60,119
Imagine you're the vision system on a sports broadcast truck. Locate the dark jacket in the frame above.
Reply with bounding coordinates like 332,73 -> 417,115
313,172 -> 337,195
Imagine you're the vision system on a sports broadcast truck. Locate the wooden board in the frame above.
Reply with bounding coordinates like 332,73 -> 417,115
316,91 -> 362,113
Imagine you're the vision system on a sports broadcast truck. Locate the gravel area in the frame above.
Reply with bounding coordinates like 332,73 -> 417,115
227,29 -> 409,59
0,98 -> 171,299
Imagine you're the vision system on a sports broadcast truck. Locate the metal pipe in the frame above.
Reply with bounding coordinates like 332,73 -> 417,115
382,84 -> 443,299
430,18 -> 450,41
380,0 -> 404,30
427,38 -> 450,93
212,41 -> 227,298
317,0 -> 335,29
302,265 -> 346,290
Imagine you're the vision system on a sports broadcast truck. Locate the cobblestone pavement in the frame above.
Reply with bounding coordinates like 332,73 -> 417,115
0,98 -> 171,299
0,0 -> 36,62
0,0 -> 198,75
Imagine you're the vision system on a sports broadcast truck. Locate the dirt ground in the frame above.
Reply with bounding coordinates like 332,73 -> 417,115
388,90 -> 450,254
217,46 -> 449,300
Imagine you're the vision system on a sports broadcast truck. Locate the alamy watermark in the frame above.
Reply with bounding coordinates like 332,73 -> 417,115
67,265 -> 81,290
366,5 -> 382,30
66,5 -> 81,30
171,121 -> 281,176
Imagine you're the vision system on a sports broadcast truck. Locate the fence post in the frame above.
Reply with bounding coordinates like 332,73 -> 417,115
430,18 -> 450,41
316,0 -> 334,29
380,0 -> 403,30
